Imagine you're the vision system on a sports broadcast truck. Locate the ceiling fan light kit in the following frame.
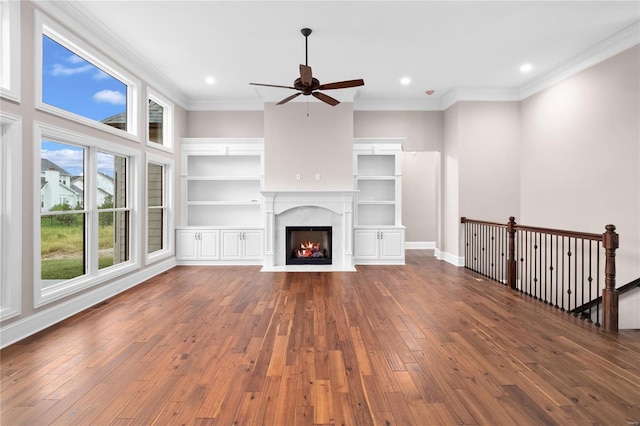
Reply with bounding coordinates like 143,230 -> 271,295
249,28 -> 364,106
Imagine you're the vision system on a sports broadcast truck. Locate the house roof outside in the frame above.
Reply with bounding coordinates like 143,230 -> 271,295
101,101 -> 163,125
41,158 -> 72,176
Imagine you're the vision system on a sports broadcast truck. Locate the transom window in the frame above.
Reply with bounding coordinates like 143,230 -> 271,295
147,89 -> 174,152
0,0 -> 20,101
35,11 -> 139,139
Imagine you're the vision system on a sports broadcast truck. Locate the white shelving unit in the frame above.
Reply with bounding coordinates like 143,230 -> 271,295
353,139 -> 405,264
177,138 -> 264,264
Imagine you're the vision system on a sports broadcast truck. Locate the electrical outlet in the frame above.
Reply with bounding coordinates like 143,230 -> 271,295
296,173 -> 301,181
315,173 -> 321,180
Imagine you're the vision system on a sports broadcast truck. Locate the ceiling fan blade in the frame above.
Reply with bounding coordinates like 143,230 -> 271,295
249,83 -> 296,90
300,64 -> 313,86
312,92 -> 340,106
318,79 -> 365,90
276,92 -> 302,105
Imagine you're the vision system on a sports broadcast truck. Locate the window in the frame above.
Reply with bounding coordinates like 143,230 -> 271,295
35,11 -> 139,139
35,123 -> 138,307
147,89 -> 173,152
97,152 -> 130,270
146,155 -> 173,262
0,0 -> 20,101
1,112 -> 21,320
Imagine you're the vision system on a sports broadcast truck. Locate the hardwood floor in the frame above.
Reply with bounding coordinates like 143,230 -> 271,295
2,251 -> 639,425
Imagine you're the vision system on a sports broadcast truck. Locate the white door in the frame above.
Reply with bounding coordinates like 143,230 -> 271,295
380,229 -> 404,260
354,229 -> 379,259
176,230 -> 198,260
199,230 -> 219,260
220,230 -> 242,260
242,230 -> 263,260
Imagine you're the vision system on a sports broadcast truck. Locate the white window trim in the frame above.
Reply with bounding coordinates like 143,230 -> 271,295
146,88 -> 174,153
1,112 -> 22,321
34,122 -> 141,308
145,153 -> 174,264
0,0 -> 21,102
34,10 -> 140,142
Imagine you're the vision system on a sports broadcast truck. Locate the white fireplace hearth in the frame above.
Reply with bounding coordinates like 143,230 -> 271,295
261,191 -> 357,271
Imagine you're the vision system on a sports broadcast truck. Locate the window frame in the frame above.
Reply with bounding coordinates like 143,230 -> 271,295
145,153 -> 174,264
34,11 -> 140,141
0,112 -> 22,321
146,88 -> 174,153
0,0 -> 21,102
34,122 -> 140,308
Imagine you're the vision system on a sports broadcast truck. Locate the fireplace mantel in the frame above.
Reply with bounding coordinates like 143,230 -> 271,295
261,190 -> 356,271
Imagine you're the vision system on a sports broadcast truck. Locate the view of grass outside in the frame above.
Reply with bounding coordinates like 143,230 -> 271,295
40,203 -> 117,281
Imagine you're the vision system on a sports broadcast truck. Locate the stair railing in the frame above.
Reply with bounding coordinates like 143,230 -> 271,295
461,217 -> 619,332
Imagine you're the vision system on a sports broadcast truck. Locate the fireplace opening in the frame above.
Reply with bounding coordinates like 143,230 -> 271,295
286,226 -> 332,265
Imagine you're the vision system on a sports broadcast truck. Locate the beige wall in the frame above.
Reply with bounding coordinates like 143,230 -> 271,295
264,102 -> 353,191
442,101 -> 521,260
186,111 -> 264,137
443,103 -> 461,259
353,111 -> 444,151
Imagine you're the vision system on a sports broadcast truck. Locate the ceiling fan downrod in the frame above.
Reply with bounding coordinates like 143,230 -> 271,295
301,28 -> 311,66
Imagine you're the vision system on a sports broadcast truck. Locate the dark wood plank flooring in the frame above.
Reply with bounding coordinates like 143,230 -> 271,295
2,251 -> 639,425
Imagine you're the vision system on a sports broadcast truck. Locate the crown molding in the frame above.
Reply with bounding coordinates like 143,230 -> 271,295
32,0 -> 189,109
518,19 -> 640,100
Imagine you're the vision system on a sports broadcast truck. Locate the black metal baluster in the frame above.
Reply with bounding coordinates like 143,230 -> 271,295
560,237 -> 571,311
565,237 -> 570,312
595,243 -> 601,327
587,240 -> 593,323
580,238 -> 585,318
573,238 -> 578,316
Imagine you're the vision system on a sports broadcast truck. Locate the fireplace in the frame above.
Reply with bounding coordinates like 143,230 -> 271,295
286,226 -> 332,265
261,191 -> 356,271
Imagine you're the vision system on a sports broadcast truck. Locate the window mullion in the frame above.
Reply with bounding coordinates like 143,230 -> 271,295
87,147 -> 98,276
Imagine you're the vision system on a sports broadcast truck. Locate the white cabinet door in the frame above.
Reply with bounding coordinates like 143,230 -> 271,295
199,231 -> 219,260
176,230 -> 198,260
354,229 -> 380,259
242,230 -> 263,260
221,230 -> 242,260
380,229 -> 404,260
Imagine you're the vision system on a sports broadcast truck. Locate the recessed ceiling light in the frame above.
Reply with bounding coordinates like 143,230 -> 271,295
205,76 -> 215,85
520,63 -> 533,73
400,77 -> 411,85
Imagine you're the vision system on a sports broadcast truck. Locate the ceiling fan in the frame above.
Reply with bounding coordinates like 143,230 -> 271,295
249,28 -> 364,106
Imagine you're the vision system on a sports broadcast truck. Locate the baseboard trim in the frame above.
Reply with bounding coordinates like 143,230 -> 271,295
0,258 -> 176,349
405,241 -> 436,250
434,249 -> 465,267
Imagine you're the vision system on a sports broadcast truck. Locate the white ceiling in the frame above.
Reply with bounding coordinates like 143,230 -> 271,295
58,1 -> 640,110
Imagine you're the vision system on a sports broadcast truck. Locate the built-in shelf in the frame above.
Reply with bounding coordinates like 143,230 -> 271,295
353,139 -> 405,264
178,138 -> 265,264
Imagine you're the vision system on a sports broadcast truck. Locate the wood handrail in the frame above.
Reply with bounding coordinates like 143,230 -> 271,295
460,216 -> 619,332
460,217 -> 507,228
461,217 -> 601,240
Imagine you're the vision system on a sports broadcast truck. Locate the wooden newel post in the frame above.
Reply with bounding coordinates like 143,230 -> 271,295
602,224 -> 619,332
507,216 -> 517,289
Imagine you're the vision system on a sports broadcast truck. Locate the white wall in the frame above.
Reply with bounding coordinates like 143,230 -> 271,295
264,102 -> 353,191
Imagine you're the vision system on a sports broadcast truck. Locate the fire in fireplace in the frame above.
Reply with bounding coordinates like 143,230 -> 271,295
286,226 -> 332,265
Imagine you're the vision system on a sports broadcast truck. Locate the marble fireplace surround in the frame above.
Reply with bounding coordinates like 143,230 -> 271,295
261,191 -> 357,271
